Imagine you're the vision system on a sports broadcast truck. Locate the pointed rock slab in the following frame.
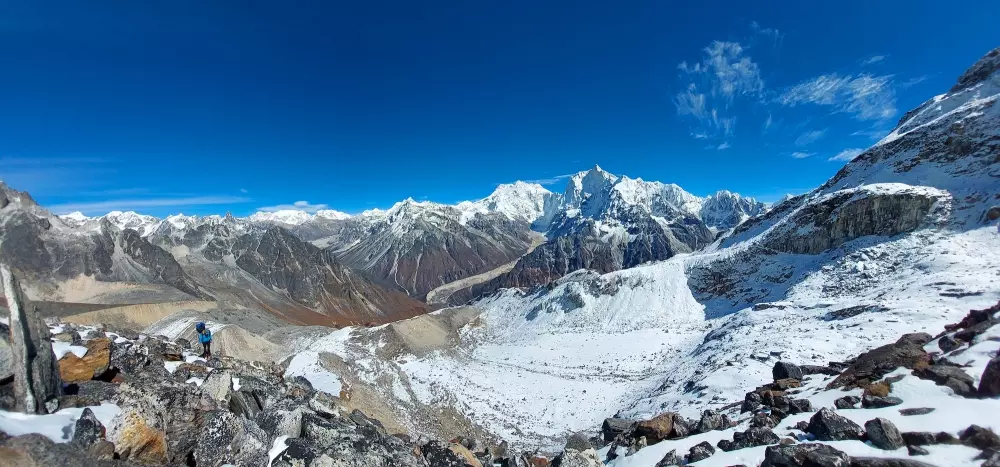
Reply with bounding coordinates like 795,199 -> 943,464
1,263 -> 61,413
864,418 -> 905,450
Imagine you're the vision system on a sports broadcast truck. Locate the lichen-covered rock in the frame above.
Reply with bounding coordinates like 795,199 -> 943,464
424,440 -> 484,467
0,433 -> 123,467
2,265 -> 62,413
71,407 -> 106,450
654,449 -> 679,467
109,408 -> 168,464
192,410 -> 269,467
633,412 -> 682,443
806,408 -> 864,441
696,410 -> 729,433
719,427 -> 780,452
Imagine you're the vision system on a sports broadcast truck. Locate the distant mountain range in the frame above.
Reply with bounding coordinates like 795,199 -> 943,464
1,166 -> 767,323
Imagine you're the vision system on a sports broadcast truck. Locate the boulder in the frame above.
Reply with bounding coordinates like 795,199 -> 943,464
864,418 -> 905,450
271,437 -> 325,467
1,264 -> 62,413
761,443 -> 850,467
801,364 -> 841,376
937,335 -> 962,353
900,432 -> 937,446
912,364 -> 977,397
564,432 -> 592,451
89,439 -> 116,460
750,412 -> 779,429
696,410 -> 728,433
58,338 -> 112,384
827,333 -> 931,390
71,407 -> 106,450
774,378 -> 802,390
633,412 -> 681,443
654,449 -> 679,467
719,427 -> 780,451
741,392 -> 763,413
987,206 -> 1000,221
685,441 -> 715,463
960,425 -> 1000,450
175,338 -> 191,350
553,448 -> 602,467
773,362 -> 804,381
806,408 -> 864,441
834,396 -> 860,409
980,356 -> 1000,397
193,410 -> 269,467
109,408 -> 168,464
253,404 -> 306,440
898,407 -> 934,416
200,370 -> 233,403
602,417 -> 633,442
861,395 -> 903,408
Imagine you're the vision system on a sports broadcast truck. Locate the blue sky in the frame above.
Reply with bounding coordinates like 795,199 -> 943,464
1,1 -> 998,216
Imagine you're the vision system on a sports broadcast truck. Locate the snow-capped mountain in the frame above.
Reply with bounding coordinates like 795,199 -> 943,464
699,190 -> 768,230
457,181 -> 561,227
248,209 -> 351,225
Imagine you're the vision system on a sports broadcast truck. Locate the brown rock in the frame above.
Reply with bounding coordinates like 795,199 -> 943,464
987,206 -> 1000,221
634,412 -> 679,443
111,409 -> 168,464
58,338 -> 112,384
774,378 -> 802,390
863,381 -> 891,397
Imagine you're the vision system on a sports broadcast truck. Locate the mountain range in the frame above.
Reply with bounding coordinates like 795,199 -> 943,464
0,165 -> 766,324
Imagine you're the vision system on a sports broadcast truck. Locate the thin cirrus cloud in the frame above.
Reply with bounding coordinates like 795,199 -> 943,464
523,173 -> 574,186
790,151 -> 815,159
256,200 -> 330,213
861,55 -> 886,66
829,148 -> 865,162
48,196 -> 251,215
777,73 -> 897,122
795,129 -> 827,146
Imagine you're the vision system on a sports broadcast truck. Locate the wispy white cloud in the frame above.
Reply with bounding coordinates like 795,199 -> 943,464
861,55 -> 886,66
851,126 -> 891,140
829,148 -> 865,162
901,75 -> 930,88
790,151 -> 814,159
778,73 -> 896,121
795,129 -> 826,146
256,200 -> 329,213
239,188 -> 249,194
48,196 -> 251,215
523,174 -> 574,186
716,142 -> 731,150
750,21 -> 783,45
675,40 -> 762,140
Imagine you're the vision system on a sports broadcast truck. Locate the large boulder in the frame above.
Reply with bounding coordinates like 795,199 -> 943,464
633,412 -> 683,443
696,410 -> 730,433
828,333 -> 931,389
960,425 -> 1000,450
834,396 -> 860,409
718,427 -> 780,452
654,449 -> 679,467
806,408 -> 864,441
192,410 -> 269,467
58,338 -> 112,384
423,440 -> 483,467
864,418 -> 905,450
0,433 -> 122,467
980,356 -> 1000,397
761,443 -> 850,467
861,395 -> 903,408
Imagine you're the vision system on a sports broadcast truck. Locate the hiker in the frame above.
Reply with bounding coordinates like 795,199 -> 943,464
195,322 -> 212,357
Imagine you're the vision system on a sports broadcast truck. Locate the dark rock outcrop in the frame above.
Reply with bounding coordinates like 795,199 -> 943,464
834,396 -> 860,409
898,407 -> 935,416
685,441 -> 715,463
806,408 -> 864,441
861,395 -> 903,409
828,333 -> 931,390
602,417 -> 633,442
960,425 -> 1000,450
773,362 -> 804,381
980,356 -> 1000,397
718,427 -> 780,452
912,364 -> 977,397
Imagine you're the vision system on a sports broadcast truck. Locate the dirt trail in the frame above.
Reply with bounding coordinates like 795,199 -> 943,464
425,233 -> 546,305
63,301 -> 218,331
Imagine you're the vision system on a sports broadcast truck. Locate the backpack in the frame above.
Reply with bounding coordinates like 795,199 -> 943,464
199,328 -> 212,344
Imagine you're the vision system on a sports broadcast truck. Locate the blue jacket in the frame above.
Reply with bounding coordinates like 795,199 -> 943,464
199,328 -> 212,344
